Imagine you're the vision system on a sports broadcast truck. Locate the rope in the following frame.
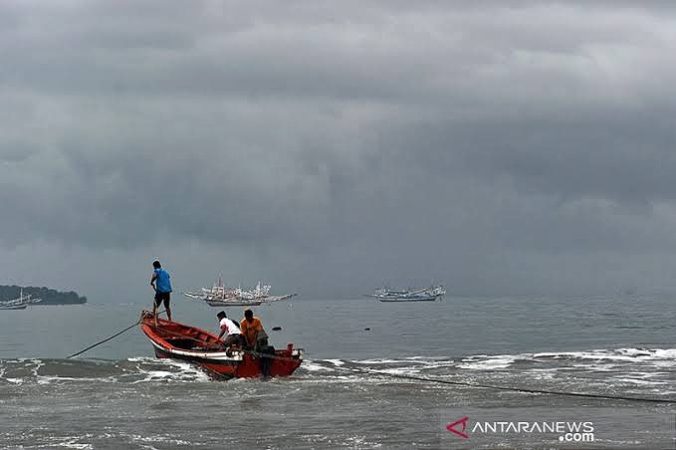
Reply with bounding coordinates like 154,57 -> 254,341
334,364 -> 675,404
66,309 -> 164,359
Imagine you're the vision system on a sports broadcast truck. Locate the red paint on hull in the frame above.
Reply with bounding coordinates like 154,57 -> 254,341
140,311 -> 302,379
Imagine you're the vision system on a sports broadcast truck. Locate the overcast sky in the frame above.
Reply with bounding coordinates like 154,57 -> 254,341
1,1 -> 675,302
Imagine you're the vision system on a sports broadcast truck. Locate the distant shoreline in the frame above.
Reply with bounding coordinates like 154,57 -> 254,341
0,285 -> 87,305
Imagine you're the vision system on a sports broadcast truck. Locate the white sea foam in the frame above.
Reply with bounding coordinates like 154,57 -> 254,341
378,367 -> 420,375
344,435 -> 383,448
612,377 -> 667,386
126,433 -> 201,447
126,356 -> 154,363
126,358 -> 211,384
458,355 -> 517,370
51,441 -> 93,449
355,358 -> 455,369
462,347 -> 676,370
354,358 -> 401,365
301,361 -> 335,372
532,347 -> 676,363
324,359 -> 345,366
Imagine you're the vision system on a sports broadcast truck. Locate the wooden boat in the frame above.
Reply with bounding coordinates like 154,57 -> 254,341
367,285 -> 446,302
183,278 -> 297,307
377,296 -> 440,302
0,302 -> 28,310
139,311 -> 303,379
0,288 -> 42,310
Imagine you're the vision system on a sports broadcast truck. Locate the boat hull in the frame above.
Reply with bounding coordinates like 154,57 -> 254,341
204,299 -> 264,307
369,285 -> 446,302
184,292 -> 297,307
378,295 -> 442,302
0,304 -> 27,310
140,311 -> 302,379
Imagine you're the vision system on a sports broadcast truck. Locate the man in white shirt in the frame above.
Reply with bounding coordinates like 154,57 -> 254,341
216,311 -> 243,347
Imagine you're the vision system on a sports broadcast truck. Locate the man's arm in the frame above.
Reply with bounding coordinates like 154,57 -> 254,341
253,321 -> 263,342
217,324 -> 227,340
150,273 -> 157,291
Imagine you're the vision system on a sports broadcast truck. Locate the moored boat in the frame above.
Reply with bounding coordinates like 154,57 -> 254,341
0,289 -> 41,310
0,302 -> 28,310
377,295 -> 439,302
139,311 -> 303,379
183,277 -> 296,307
367,285 -> 446,302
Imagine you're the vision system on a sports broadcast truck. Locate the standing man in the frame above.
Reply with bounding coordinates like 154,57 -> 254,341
151,260 -> 173,324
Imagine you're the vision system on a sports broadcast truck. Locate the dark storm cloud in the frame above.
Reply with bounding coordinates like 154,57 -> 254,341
1,0 -> 676,298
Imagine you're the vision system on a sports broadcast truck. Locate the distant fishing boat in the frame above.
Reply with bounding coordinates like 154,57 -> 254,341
184,277 -> 297,307
0,302 -> 27,310
0,289 -> 42,310
367,285 -> 446,302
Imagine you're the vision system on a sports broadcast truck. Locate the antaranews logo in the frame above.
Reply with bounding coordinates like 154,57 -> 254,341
445,416 -> 594,442
446,416 -> 470,439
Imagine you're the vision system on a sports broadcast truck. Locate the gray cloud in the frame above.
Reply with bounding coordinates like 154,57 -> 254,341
1,1 -> 676,300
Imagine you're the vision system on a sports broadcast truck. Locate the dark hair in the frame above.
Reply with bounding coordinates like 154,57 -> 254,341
244,309 -> 253,319
217,311 -> 226,319
152,260 -> 161,269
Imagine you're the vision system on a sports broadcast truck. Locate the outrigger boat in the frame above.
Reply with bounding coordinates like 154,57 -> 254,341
184,277 -> 297,307
0,302 -> 27,310
0,289 -> 41,310
367,285 -> 446,302
139,311 -> 303,379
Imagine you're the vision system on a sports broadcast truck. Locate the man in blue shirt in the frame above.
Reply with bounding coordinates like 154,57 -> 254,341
151,260 -> 173,323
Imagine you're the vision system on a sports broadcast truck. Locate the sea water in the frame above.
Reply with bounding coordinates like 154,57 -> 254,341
1,295 -> 675,448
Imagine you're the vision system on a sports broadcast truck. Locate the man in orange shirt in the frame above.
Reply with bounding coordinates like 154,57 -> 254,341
240,309 -> 267,350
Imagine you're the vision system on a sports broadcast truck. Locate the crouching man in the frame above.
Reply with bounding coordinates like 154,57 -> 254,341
216,311 -> 243,348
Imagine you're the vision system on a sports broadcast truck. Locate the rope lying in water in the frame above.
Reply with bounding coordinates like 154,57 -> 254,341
333,364 -> 675,404
66,309 -> 165,359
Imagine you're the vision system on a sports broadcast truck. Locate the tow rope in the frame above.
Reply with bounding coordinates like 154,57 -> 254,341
66,309 -> 164,359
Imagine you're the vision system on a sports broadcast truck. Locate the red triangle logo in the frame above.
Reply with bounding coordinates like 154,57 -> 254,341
446,416 -> 469,439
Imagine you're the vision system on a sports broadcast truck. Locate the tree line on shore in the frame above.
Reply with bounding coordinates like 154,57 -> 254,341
0,285 -> 86,305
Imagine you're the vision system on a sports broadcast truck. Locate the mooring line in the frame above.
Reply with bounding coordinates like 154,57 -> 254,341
66,309 -> 165,359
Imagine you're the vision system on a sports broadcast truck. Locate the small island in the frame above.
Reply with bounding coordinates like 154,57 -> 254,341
0,285 -> 86,305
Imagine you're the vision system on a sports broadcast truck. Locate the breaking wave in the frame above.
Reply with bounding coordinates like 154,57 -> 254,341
0,357 -> 212,385
1,347 -> 674,394
297,347 -> 676,395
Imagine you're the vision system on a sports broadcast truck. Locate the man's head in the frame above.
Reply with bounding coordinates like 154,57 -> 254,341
152,260 -> 161,269
217,311 -> 226,320
244,309 -> 253,321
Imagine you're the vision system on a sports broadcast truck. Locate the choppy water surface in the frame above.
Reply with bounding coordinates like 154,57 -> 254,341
1,295 -> 675,448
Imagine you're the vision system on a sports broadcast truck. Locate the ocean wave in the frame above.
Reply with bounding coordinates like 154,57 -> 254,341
456,347 -> 676,372
0,357 -> 212,385
1,346 -> 674,389
458,355 -> 518,370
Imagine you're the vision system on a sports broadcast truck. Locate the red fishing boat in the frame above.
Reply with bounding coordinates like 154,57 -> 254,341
139,311 -> 303,379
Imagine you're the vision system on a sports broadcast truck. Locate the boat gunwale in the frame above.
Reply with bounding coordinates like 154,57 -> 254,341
140,315 -> 243,362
